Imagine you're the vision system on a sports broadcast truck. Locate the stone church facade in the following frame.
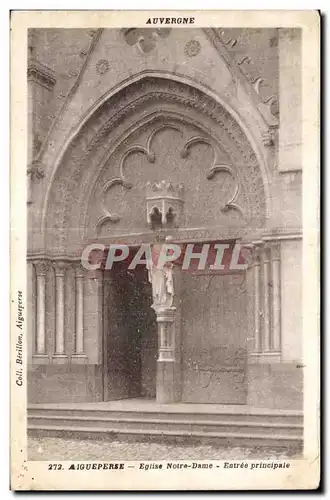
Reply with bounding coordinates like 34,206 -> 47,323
27,28 -> 302,410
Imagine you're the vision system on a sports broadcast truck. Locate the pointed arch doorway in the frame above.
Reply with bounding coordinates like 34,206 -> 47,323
39,75 -> 268,406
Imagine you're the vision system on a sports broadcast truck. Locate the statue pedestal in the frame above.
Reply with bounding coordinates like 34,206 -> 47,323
154,307 -> 178,404
148,249 -> 182,404
157,360 -> 177,404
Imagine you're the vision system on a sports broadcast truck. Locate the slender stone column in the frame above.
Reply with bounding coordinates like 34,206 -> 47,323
72,264 -> 87,363
252,244 -> 261,352
34,261 -> 48,357
157,307 -> 176,362
27,170 -> 33,205
155,306 -> 177,403
261,244 -> 271,352
53,261 -> 68,362
148,238 -> 183,403
270,242 -> 282,352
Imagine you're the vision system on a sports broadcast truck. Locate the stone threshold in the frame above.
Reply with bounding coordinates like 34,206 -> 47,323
28,398 -> 303,416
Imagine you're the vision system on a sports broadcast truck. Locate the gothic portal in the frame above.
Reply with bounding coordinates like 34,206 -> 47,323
27,28 -> 303,409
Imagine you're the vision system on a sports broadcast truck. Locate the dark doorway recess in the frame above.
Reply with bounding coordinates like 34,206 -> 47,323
103,259 -> 158,401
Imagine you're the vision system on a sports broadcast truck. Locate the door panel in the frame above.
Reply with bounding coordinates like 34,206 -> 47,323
181,272 -> 248,404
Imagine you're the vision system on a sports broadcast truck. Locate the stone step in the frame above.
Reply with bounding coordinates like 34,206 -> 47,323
28,407 -> 303,426
27,424 -> 303,450
28,414 -> 303,437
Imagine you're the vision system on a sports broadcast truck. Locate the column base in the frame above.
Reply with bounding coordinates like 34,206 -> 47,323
32,354 -> 50,365
156,360 -> 179,404
248,352 -> 281,364
71,354 -> 88,364
52,354 -> 69,365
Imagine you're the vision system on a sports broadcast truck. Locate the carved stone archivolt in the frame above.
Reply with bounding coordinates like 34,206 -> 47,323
33,28 -> 277,238
28,58 -> 56,91
44,77 -> 267,254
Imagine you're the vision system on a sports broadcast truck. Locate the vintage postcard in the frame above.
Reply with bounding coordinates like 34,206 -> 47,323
10,10 -> 320,490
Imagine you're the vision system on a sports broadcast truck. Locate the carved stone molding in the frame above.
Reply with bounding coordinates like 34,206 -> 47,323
96,118 -> 247,233
251,243 -> 262,265
216,29 -> 279,120
53,260 -> 68,277
203,28 -> 279,128
96,59 -> 110,75
119,124 -> 183,182
184,40 -> 201,57
96,177 -> 132,230
34,260 -> 49,276
27,160 -> 45,204
146,181 -> 184,228
83,80 -> 262,185
269,241 -> 281,261
208,166 -> 243,214
28,59 -> 56,91
96,124 -> 185,232
180,135 -> 243,215
122,28 -> 171,53
28,160 -> 44,179
61,69 -> 79,80
74,263 -> 85,279
262,128 -> 276,147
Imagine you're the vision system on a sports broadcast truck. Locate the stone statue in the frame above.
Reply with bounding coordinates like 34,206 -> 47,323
148,237 -> 174,310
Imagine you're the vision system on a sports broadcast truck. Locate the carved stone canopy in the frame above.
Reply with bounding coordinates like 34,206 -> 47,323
146,181 -> 184,229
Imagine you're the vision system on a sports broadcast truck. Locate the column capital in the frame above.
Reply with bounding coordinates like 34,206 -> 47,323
53,260 -> 69,277
86,268 -> 103,281
34,260 -> 49,276
269,241 -> 281,261
27,160 -> 44,180
74,263 -> 85,279
250,241 -> 263,263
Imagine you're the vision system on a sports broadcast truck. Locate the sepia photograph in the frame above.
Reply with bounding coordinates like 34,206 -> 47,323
10,10 -> 320,490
